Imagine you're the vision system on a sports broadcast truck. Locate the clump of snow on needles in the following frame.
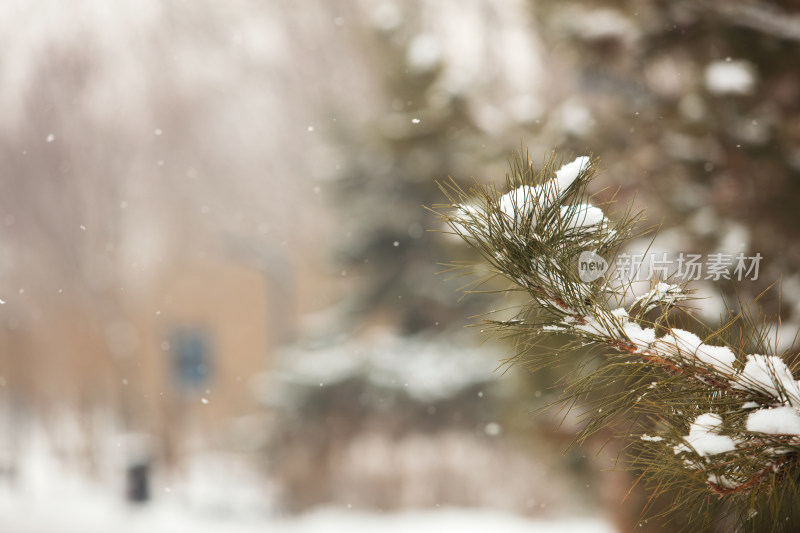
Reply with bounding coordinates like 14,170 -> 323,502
632,282 -> 684,312
554,156 -> 591,193
573,307 -> 629,338
622,322 -> 656,352
746,406 -> 800,436
560,203 -> 606,230
495,156 -> 594,228
650,333 -> 678,358
610,307 -> 628,321
640,434 -> 663,442
445,204 -> 486,242
695,343 -> 736,374
573,316 -> 610,337
565,286 -> 736,377
499,185 -> 537,220
675,413 -> 737,456
707,473 -> 739,490
669,329 -> 703,354
733,354 -> 800,407
645,328 -> 736,374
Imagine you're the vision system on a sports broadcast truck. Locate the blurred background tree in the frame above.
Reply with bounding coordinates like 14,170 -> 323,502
527,1 -> 800,325
261,3 -> 604,518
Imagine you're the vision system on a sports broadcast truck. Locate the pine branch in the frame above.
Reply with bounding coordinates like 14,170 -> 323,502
433,149 -> 800,531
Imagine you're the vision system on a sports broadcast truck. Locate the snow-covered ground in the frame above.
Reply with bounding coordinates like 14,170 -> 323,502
0,465 -> 617,533
0,429 -> 617,533
0,495 -> 616,533
0,469 -> 616,533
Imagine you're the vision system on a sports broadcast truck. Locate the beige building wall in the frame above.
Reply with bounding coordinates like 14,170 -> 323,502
0,253 -> 283,469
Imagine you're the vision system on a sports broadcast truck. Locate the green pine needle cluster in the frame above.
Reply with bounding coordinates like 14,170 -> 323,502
433,149 -> 800,532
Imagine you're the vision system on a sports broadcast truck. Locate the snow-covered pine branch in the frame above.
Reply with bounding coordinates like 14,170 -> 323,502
435,150 -> 800,530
